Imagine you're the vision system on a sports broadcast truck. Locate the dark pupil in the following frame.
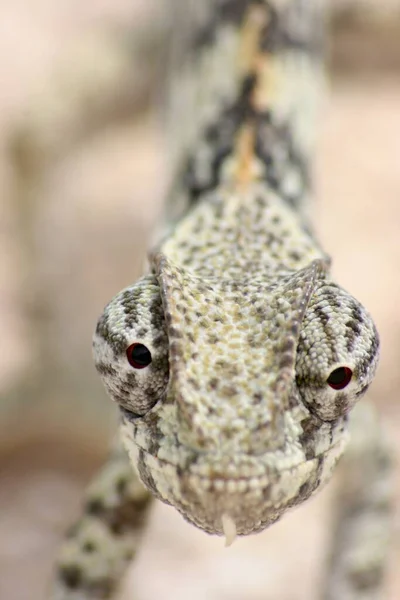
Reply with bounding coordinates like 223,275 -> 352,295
327,367 -> 352,390
127,343 -> 152,369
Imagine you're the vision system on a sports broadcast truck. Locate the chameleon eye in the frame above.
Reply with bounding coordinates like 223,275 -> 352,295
327,367 -> 353,390
126,343 -> 152,369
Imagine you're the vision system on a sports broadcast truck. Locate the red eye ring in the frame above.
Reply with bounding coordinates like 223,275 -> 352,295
126,343 -> 152,369
327,367 -> 353,390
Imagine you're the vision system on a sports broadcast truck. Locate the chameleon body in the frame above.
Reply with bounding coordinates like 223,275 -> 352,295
94,0 -> 378,536
52,1 -> 388,598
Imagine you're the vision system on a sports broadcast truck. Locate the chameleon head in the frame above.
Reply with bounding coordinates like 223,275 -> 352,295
93,256 -> 379,537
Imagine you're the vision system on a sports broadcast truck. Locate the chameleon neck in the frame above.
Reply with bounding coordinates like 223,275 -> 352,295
167,0 -> 325,220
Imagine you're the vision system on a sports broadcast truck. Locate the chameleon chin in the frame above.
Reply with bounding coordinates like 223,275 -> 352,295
117,381 -> 349,540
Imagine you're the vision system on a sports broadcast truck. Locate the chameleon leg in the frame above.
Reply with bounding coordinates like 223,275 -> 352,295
322,402 -> 394,600
51,444 -> 153,600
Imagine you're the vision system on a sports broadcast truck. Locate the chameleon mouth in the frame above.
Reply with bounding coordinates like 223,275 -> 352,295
120,412 -> 348,536
125,437 -> 347,536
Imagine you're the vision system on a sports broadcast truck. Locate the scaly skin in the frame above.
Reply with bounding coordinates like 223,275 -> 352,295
94,0 -> 379,537
52,1 -> 390,598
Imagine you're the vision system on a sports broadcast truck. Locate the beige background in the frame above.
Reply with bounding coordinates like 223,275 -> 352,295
0,2 -> 399,599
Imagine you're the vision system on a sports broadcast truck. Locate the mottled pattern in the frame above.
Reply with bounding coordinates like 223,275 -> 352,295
93,0 -> 379,536
53,1 -> 390,599
182,73 -> 311,210
94,275 -> 169,416
51,445 -> 152,599
97,178 -> 379,536
296,281 -> 379,420
322,402 -> 393,600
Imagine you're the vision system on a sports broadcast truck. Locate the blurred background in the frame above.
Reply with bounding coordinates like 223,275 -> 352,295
0,1 -> 399,599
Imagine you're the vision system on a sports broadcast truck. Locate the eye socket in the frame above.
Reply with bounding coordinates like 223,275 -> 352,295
327,367 -> 353,390
126,343 -> 152,369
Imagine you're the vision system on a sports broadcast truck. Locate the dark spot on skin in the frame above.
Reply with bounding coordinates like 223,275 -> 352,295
169,326 -> 183,339
255,306 -> 266,318
150,354 -> 169,373
116,476 -> 128,495
289,250 -> 301,261
110,521 -> 123,535
334,392 -> 350,416
324,288 -> 343,310
188,377 -> 201,391
297,480 -> 313,501
256,196 -> 267,208
82,540 -> 96,553
315,305 -> 330,326
215,359 -> 227,370
355,382 -> 369,398
299,414 -> 324,460
294,455 -> 323,505
199,318 -> 210,329
152,333 -> 166,348
208,378 -> 219,391
221,385 -> 237,398
345,319 -> 361,352
247,333 -> 257,345
95,362 -> 117,377
169,340 -> 181,356
118,380 -> 135,398
60,565 -> 83,589
280,339 -> 294,353
212,313 -> 223,322
279,353 -> 293,369
253,392 -> 263,403
355,326 -> 379,380
262,483 -> 272,502
145,431 -> 161,457
86,498 -> 104,516
351,302 -> 363,323
349,564 -> 384,592
96,313 -> 127,355
137,449 -> 158,496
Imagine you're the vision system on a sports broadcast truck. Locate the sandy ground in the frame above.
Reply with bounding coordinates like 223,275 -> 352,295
0,2 -> 399,600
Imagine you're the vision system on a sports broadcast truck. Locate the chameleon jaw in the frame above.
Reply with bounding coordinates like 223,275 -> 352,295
121,411 -> 348,536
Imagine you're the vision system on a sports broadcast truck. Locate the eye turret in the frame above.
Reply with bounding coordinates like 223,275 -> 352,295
93,275 -> 169,416
296,283 -> 379,421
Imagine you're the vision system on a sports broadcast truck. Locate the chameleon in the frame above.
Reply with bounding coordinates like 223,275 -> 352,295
51,0 -> 393,598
